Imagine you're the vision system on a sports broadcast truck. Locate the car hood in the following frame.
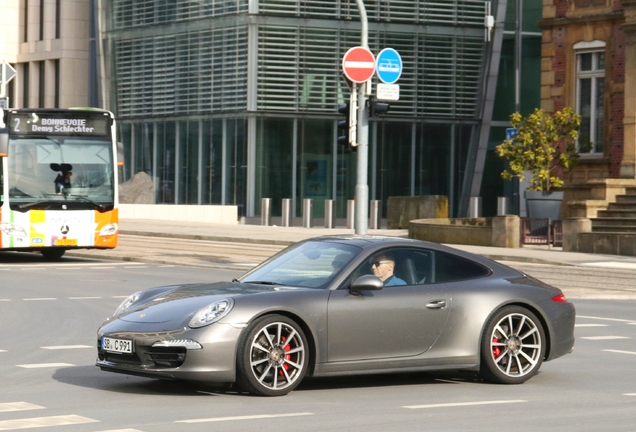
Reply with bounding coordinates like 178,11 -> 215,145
118,281 -> 305,324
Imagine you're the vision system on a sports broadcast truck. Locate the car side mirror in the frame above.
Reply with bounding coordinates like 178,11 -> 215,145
349,275 -> 384,295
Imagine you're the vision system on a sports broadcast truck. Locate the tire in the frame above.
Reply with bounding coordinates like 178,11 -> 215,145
236,314 -> 308,396
480,306 -> 546,384
41,249 -> 66,260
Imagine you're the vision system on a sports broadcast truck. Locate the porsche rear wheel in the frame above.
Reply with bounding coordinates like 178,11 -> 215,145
237,314 -> 308,396
480,306 -> 546,384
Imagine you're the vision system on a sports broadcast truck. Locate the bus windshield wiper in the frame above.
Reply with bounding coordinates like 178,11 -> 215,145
16,200 -> 59,210
66,195 -> 108,211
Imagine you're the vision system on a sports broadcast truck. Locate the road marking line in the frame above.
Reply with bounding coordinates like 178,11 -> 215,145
0,402 -> 45,413
23,298 -> 56,301
68,296 -> 102,300
0,299 -> 10,302
91,267 -> 116,269
404,400 -> 527,409
581,261 -> 636,270
17,363 -> 75,368
0,350 -> 6,353
577,315 -> 635,323
581,336 -> 630,340
95,429 -> 144,432
624,393 -> 636,396
176,412 -> 315,424
20,268 -> 46,271
575,324 -> 608,327
41,345 -> 92,350
603,349 -> 636,356
0,414 -> 99,430
112,296 -> 129,299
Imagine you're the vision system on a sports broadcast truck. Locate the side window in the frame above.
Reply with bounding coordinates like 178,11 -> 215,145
433,251 -> 490,283
348,248 -> 434,286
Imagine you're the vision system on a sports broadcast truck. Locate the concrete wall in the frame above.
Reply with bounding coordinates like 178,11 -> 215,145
119,204 -> 239,224
387,195 -> 448,229
409,216 -> 520,248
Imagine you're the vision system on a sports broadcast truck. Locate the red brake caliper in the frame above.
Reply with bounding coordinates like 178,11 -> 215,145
492,337 -> 501,358
279,336 -> 291,375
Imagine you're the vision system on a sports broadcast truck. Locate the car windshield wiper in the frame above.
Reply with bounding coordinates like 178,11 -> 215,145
244,281 -> 287,286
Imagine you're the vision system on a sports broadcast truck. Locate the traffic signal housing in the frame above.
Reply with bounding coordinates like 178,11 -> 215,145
337,103 -> 356,152
368,96 -> 390,117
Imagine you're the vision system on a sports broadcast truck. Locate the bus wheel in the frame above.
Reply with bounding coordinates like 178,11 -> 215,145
41,249 -> 66,260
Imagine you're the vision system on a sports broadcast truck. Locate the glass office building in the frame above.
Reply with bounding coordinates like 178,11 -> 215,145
99,0 -> 542,219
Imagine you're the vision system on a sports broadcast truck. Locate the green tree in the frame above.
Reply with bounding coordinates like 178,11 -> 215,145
495,107 -> 582,192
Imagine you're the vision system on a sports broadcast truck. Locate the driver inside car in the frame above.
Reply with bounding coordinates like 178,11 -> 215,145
370,253 -> 406,286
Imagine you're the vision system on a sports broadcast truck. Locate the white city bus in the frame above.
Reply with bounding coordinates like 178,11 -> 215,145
0,108 -> 121,259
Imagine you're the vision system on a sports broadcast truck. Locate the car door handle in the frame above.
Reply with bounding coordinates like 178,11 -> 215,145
426,300 -> 447,310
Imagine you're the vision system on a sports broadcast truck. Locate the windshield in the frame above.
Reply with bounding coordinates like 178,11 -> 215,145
240,241 -> 360,289
8,136 -> 114,211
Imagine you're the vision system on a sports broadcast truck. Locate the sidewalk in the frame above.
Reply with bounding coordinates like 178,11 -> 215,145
114,218 -> 636,269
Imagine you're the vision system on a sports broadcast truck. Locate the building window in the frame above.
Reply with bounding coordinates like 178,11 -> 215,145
576,46 -> 605,154
38,61 -> 45,107
23,63 -> 30,107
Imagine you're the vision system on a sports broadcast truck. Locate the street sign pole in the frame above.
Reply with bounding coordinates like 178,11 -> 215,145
355,0 -> 369,235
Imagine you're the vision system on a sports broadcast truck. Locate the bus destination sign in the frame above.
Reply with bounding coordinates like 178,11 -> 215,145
8,112 -> 110,136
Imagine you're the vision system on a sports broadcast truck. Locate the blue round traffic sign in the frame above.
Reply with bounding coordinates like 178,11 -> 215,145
375,48 -> 403,84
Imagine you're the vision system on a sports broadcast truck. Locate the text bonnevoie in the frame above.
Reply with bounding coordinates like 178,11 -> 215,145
32,118 -> 95,133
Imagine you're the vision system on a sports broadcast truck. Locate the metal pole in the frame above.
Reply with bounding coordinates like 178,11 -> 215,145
324,199 -> 335,228
302,198 -> 313,228
369,199 -> 380,229
346,199 -> 355,229
281,198 -> 291,227
261,198 -> 271,226
354,0 -> 369,235
513,0 -> 523,216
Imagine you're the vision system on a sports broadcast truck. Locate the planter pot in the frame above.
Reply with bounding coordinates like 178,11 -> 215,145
525,191 -> 564,221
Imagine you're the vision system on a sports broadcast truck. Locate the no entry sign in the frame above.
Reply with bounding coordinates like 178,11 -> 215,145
342,47 -> 375,83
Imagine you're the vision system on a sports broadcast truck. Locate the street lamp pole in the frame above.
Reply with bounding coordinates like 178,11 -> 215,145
355,0 -> 369,235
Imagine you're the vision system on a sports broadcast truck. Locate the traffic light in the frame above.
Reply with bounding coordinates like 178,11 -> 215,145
337,103 -> 356,152
368,96 -> 390,117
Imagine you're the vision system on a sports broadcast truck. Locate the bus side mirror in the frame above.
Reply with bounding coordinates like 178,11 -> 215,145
0,129 -> 8,156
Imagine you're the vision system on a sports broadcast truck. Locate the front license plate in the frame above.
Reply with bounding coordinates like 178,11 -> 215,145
55,238 -> 78,246
102,337 -> 133,354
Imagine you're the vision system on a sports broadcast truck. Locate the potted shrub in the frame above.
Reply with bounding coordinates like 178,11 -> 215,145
495,107 -> 582,220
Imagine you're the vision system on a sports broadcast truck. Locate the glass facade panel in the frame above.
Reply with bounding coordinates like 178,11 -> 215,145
226,119 -> 247,216
177,121 -> 200,204
133,122 -> 153,176
156,122 -> 176,204
255,119 -> 294,217
376,122 -> 413,215
201,120 -> 223,205
297,119 -> 334,218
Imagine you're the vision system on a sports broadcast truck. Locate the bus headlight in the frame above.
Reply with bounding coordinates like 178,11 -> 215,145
99,223 -> 118,236
0,223 -> 28,237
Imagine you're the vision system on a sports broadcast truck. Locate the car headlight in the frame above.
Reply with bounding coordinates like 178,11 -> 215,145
0,223 -> 27,238
99,223 -> 118,236
113,291 -> 142,316
189,298 -> 234,328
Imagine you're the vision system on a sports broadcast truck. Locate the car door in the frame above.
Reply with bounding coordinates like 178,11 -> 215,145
326,247 -> 451,362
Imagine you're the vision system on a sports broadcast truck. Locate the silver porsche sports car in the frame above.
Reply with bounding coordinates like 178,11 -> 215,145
96,236 -> 575,396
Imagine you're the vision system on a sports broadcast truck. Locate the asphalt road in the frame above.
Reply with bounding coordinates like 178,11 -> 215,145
1,255 -> 635,431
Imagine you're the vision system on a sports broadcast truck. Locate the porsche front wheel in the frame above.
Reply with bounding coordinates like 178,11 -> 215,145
237,314 -> 308,396
480,306 -> 546,384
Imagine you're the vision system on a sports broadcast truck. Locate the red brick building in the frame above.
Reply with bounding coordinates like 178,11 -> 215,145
540,0 -> 632,183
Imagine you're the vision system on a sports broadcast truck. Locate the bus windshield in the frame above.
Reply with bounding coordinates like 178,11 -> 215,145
8,135 -> 115,211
